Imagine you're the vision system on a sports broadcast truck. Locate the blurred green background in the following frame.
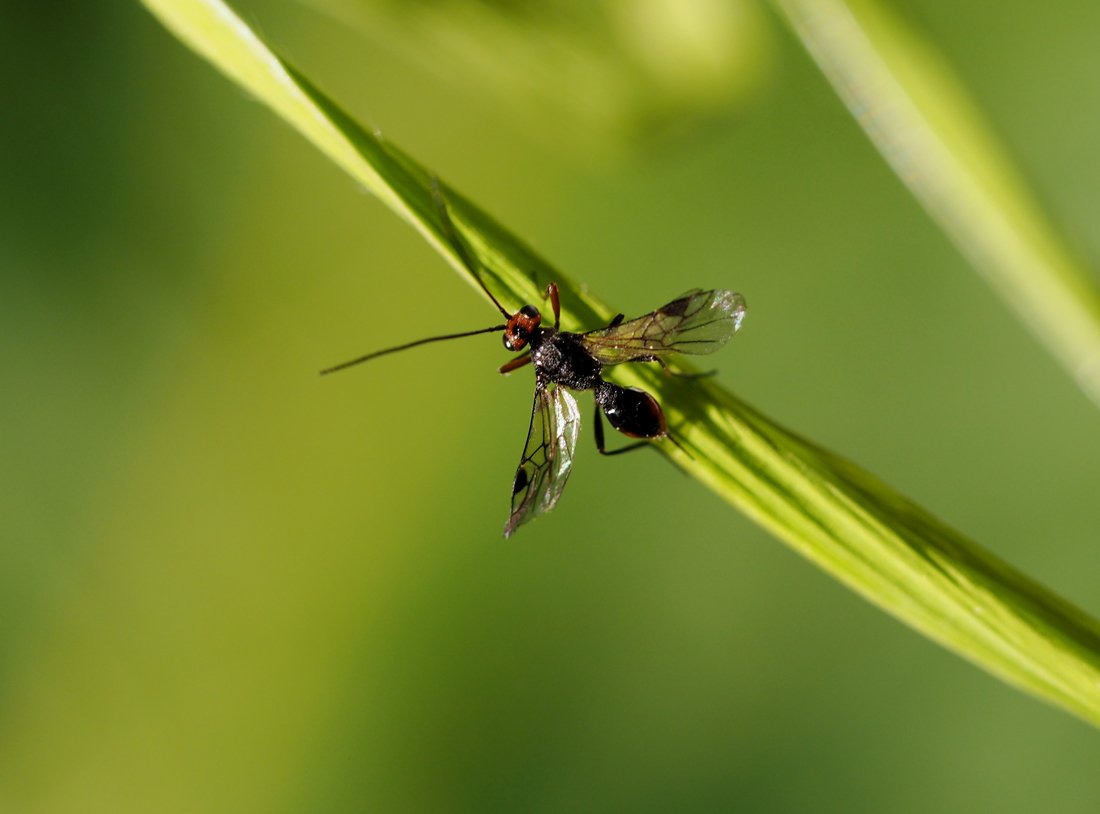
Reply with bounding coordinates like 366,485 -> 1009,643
4,1 -> 1100,811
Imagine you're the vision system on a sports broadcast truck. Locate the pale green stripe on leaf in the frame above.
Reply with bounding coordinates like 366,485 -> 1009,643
773,0 -> 1100,409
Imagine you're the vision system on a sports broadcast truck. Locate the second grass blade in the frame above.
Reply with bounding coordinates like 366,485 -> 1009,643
774,0 -> 1100,410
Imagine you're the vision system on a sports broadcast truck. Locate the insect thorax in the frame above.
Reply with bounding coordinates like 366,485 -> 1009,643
531,331 -> 603,391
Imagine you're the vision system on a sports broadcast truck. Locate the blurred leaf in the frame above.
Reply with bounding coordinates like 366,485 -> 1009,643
142,0 -> 1100,727
295,0 -> 772,155
774,0 -> 1100,409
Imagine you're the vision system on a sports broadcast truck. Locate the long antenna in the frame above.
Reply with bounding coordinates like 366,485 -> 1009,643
430,176 -> 511,319
319,324 -> 506,376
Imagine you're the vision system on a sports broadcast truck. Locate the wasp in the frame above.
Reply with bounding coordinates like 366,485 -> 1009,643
323,182 -> 746,536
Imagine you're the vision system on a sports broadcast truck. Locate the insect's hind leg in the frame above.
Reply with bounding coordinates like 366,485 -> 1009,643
592,403 -> 651,457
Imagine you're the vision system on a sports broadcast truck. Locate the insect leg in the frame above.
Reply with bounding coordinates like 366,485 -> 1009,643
545,283 -> 561,329
499,353 -> 532,375
592,403 -> 651,457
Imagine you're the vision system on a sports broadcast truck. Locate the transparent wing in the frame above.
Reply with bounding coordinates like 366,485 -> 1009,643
503,383 -> 580,538
581,289 -> 746,365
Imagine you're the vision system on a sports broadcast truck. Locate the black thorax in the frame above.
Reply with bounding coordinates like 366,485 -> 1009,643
529,329 -> 603,390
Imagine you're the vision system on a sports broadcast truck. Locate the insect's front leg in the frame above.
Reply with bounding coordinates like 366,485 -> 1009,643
499,353 -> 532,375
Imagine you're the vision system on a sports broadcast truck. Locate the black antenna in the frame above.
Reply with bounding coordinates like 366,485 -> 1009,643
320,324 -> 507,376
430,176 -> 511,319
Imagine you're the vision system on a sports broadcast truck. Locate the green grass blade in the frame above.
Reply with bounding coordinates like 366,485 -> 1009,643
141,0 -> 1100,727
773,0 -> 1100,409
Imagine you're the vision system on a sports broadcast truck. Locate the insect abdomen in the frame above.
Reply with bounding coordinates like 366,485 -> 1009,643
595,382 -> 667,439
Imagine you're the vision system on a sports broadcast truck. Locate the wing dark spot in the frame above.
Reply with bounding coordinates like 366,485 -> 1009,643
512,466 -> 529,495
662,297 -> 690,316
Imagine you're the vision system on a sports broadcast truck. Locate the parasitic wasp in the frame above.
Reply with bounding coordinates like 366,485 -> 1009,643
322,181 -> 746,537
